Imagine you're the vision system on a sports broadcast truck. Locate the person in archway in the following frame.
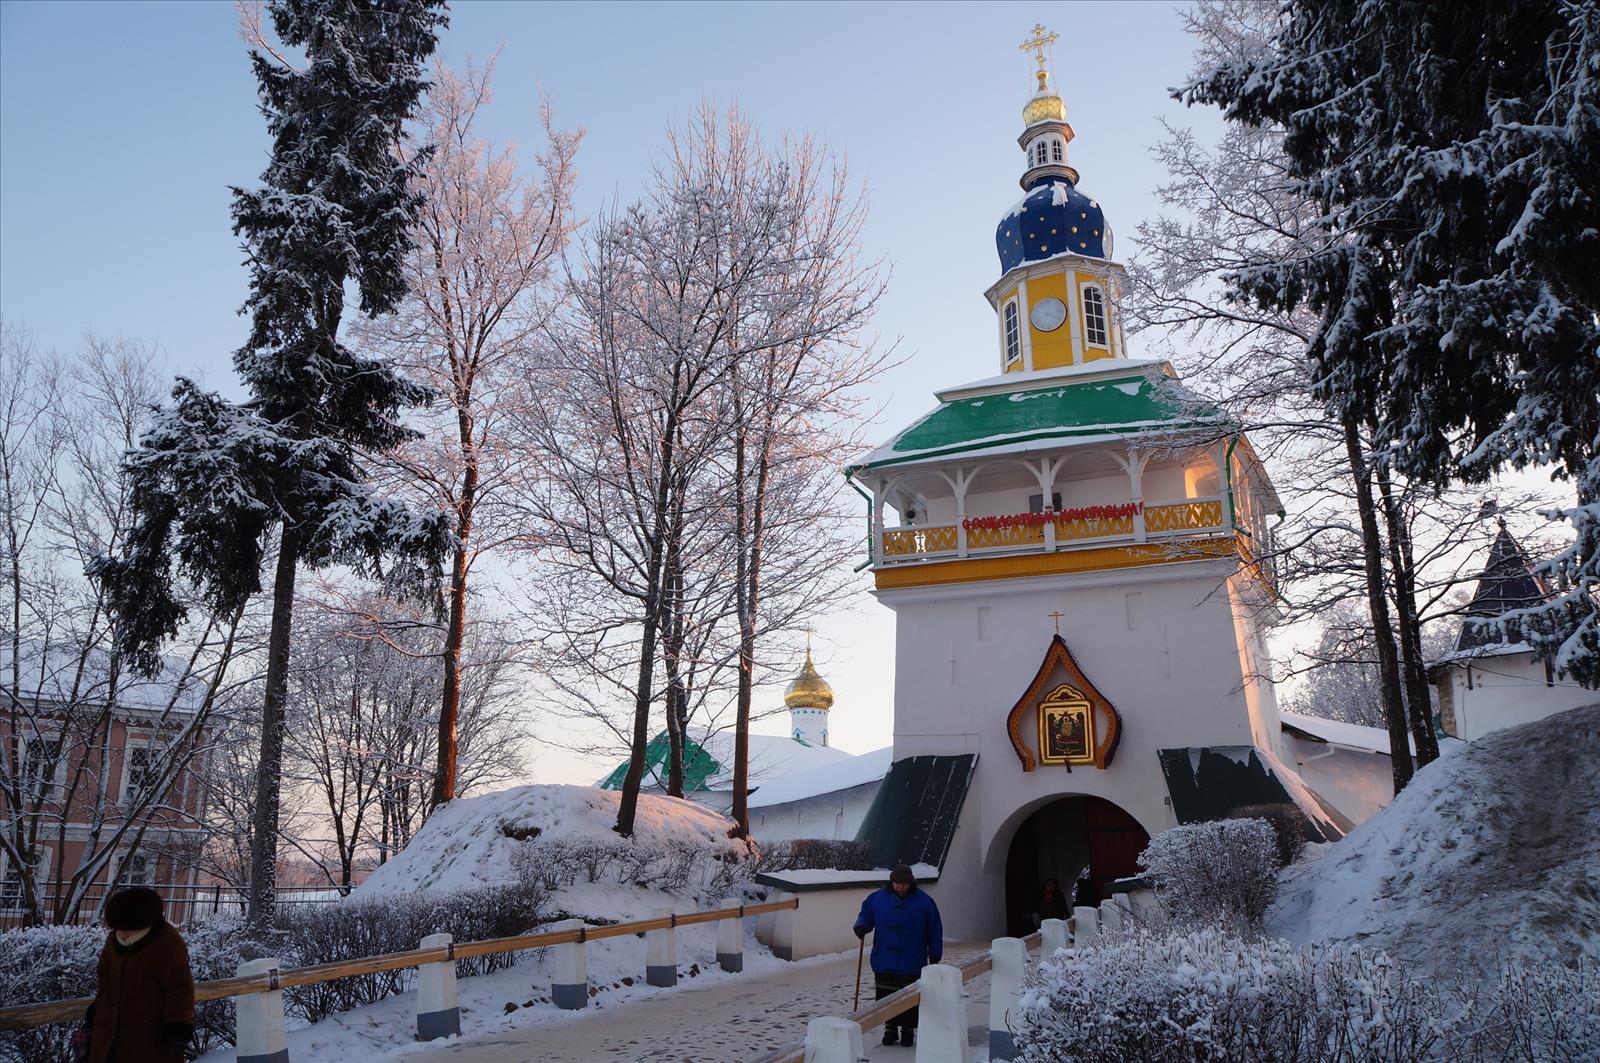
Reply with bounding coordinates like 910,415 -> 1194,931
853,864 -> 943,1048
1034,876 -> 1070,927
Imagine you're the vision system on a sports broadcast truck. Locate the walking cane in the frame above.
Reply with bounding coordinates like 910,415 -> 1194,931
852,934 -> 866,1012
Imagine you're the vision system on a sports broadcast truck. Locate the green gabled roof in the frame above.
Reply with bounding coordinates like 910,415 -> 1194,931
852,372 -> 1222,472
598,731 -> 723,793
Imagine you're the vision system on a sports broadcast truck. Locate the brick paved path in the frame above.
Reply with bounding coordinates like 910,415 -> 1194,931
408,943 -> 996,1063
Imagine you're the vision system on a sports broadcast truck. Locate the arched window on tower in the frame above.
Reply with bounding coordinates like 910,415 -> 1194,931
1083,286 -> 1108,347
1004,299 -> 1022,364
1051,138 -> 1063,163
1033,141 -> 1048,167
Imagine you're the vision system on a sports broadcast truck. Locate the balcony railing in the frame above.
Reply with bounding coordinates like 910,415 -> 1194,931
874,496 -> 1230,566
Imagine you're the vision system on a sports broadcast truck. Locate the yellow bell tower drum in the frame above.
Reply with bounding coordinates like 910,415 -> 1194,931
844,26 -> 1334,942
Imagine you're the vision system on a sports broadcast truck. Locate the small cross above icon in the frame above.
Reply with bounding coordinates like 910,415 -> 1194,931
1048,610 -> 1064,635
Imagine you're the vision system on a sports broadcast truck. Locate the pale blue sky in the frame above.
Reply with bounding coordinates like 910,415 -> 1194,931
1,1 -> 1221,780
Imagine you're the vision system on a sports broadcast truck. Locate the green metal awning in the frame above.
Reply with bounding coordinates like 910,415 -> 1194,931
855,754 -> 978,869
851,373 -> 1222,472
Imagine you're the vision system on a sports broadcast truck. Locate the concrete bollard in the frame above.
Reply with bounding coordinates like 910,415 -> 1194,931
716,913 -> 744,973
235,958 -> 289,1063
550,918 -> 588,1010
1072,905 -> 1100,946
988,937 -> 1028,1062
803,1015 -> 864,1062
772,891 -> 797,961
1098,900 -> 1123,936
646,906 -> 678,987
415,932 -> 461,1040
915,963 -> 969,1063
1039,917 -> 1070,960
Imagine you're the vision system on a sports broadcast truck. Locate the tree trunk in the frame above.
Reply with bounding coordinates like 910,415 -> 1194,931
1342,417 -> 1414,795
431,539 -> 470,808
663,542 -> 686,798
248,524 -> 300,926
1373,457 -> 1441,765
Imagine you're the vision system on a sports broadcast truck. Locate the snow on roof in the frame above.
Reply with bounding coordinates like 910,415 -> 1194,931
356,783 -> 741,896
1280,710 -> 1466,758
1269,703 -> 1600,977
0,639 -> 206,714
748,746 -> 892,808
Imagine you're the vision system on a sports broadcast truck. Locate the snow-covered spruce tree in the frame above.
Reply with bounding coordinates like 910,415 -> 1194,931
90,0 -> 451,923
1184,0 -> 1600,688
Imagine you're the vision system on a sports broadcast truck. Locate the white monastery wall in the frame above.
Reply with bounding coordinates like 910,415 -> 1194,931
749,780 -> 881,843
1445,654 -> 1598,741
1283,738 -> 1392,823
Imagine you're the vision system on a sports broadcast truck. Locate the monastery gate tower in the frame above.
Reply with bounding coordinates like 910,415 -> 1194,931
845,26 -> 1296,941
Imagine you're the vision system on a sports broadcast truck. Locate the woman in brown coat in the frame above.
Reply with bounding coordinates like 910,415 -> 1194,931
84,887 -> 195,1063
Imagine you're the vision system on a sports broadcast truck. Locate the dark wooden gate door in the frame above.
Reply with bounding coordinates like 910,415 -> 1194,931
1085,797 -> 1149,904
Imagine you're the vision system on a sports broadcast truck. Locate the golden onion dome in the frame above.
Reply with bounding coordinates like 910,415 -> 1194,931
1023,91 -> 1067,127
784,648 -> 834,710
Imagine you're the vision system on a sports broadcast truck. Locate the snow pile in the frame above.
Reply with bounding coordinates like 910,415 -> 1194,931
1269,703 -> 1600,976
355,783 -> 748,919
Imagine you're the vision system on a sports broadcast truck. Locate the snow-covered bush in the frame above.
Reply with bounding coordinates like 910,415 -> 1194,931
754,838 -> 875,873
1231,803 -> 1311,868
1012,927 -> 1599,1063
1139,818 -> 1278,929
509,834 -> 755,903
0,924 -> 103,1063
1013,928 -> 1447,1062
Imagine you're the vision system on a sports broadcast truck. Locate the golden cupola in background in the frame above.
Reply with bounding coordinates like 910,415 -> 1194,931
785,646 -> 834,746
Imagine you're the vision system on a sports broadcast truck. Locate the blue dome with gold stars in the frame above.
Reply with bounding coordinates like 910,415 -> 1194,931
995,176 -> 1108,273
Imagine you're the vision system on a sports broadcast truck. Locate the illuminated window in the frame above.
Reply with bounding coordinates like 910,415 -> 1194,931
1083,286 -> 1108,347
1004,299 -> 1021,363
1051,139 -> 1063,163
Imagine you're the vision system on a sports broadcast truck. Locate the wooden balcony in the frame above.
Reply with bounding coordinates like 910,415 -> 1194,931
870,498 -> 1254,591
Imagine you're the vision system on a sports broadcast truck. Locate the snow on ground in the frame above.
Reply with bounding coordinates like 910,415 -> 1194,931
1269,703 -> 1600,976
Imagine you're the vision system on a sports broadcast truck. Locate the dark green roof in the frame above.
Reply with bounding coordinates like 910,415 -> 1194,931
854,754 -> 978,869
854,372 -> 1220,471
598,731 -> 723,793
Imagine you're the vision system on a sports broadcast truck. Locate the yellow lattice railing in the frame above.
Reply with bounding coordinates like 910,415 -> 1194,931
1055,512 -> 1136,542
1145,499 -> 1224,535
881,524 -> 958,557
966,522 -> 1047,551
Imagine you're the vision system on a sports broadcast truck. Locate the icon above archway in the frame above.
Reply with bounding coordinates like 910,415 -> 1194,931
1007,634 -> 1121,771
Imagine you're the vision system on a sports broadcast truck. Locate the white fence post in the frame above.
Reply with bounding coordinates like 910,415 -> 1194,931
550,918 -> 588,1010
914,963 -> 969,1063
803,1015 -> 864,1062
415,932 -> 460,1040
772,891 -> 797,961
1072,905 -> 1100,947
235,958 -> 289,1063
646,907 -> 678,987
716,912 -> 744,973
988,937 -> 1027,1062
1098,900 -> 1123,936
1039,917 -> 1069,959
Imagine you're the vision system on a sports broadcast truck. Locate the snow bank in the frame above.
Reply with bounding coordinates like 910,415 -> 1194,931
1269,703 -> 1600,975
356,783 -> 741,899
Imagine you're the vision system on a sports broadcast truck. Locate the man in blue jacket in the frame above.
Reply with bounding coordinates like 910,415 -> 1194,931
853,864 -> 943,1048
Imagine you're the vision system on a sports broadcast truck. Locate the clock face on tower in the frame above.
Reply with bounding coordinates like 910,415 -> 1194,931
1030,297 -> 1067,332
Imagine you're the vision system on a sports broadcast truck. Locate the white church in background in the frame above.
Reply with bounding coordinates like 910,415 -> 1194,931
757,25 -> 1344,944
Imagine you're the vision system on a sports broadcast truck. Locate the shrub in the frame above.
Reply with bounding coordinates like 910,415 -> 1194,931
1231,802 -> 1312,868
1012,927 -> 1600,1063
0,924 -> 102,1063
753,838 -> 875,874
1138,818 -> 1278,930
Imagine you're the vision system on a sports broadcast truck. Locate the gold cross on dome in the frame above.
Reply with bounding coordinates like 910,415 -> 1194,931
1020,23 -> 1059,91
1048,610 -> 1064,636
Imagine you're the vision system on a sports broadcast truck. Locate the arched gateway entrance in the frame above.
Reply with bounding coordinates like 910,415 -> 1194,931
1003,796 -> 1149,936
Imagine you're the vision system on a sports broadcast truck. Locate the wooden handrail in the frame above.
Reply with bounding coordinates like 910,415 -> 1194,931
0,897 -> 797,1030
749,931 -> 1040,1063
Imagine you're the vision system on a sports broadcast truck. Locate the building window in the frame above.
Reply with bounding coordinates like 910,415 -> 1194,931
115,852 -> 152,887
123,745 -> 155,805
1004,299 -> 1021,364
22,737 -> 62,800
1051,139 -> 1063,163
1,847 -> 47,910
1034,141 -> 1049,167
1028,492 -> 1063,512
1083,286 -> 1108,347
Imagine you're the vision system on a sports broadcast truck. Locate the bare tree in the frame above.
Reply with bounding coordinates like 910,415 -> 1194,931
359,57 -> 580,810
1,329 -> 246,925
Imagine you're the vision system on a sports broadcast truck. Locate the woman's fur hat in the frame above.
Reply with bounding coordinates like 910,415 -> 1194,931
105,886 -> 164,931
